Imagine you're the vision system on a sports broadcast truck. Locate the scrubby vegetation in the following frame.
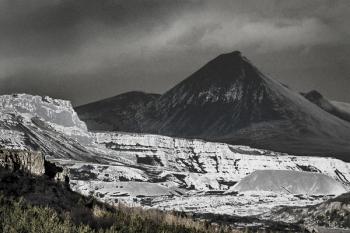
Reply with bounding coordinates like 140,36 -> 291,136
312,193 -> 350,228
0,195 -> 90,233
0,166 -> 314,233
0,194 -> 240,233
0,168 -> 242,233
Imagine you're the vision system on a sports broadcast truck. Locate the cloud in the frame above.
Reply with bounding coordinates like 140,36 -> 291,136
205,17 -> 340,52
155,13 -> 342,53
0,0 -> 349,104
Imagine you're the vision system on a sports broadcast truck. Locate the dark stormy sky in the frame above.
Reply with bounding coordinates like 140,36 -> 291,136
0,0 -> 349,106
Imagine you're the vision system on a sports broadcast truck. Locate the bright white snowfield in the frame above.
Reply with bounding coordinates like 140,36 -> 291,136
232,170 -> 347,195
0,94 -> 349,217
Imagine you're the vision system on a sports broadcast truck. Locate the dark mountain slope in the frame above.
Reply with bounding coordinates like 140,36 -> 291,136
302,90 -> 350,122
142,51 -> 282,136
332,101 -> 350,116
76,51 -> 350,161
76,91 -> 160,131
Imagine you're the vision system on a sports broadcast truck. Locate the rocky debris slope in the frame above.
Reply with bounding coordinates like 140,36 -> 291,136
262,192 -> 350,229
76,51 -> 350,161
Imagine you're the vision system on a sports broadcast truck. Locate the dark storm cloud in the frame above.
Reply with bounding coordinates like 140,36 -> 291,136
0,0 -> 349,105
0,0 -> 196,56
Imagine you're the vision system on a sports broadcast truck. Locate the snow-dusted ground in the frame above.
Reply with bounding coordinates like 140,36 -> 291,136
95,131 -> 350,188
63,135 -> 350,216
1,93 -> 350,219
149,192 -> 332,216
231,170 -> 347,195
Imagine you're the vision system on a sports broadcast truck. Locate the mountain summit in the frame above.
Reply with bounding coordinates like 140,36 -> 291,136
76,51 -> 350,161
146,51 -> 282,136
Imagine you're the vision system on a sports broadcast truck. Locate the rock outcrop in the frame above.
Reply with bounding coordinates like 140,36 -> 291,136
0,149 -> 45,175
0,149 -> 68,182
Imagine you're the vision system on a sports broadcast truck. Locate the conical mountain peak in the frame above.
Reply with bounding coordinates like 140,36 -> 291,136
203,50 -> 246,73
76,50 -> 350,161
164,52 -> 248,90
158,50 -> 267,106
214,50 -> 243,60
209,50 -> 255,68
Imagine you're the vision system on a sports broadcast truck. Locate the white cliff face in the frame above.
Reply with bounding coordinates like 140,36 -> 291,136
94,132 -> 350,188
80,131 -> 350,216
0,94 -> 91,143
0,94 -> 85,129
0,94 -> 113,162
1,93 -> 350,219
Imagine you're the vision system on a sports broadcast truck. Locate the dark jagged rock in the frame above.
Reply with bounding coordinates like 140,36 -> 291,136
76,51 -> 350,161
44,160 -> 69,183
0,149 -> 68,183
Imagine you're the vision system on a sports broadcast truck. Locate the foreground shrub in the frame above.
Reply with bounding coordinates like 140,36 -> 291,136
0,194 -> 241,233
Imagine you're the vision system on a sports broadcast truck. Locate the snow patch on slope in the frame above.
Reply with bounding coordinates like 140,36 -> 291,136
232,170 -> 346,195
